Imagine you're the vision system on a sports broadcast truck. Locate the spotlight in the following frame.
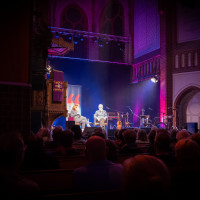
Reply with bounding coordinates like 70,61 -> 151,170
68,34 -> 73,40
151,75 -> 159,83
116,40 -> 125,51
104,37 -> 109,45
93,37 -> 98,43
73,35 -> 79,44
80,35 -> 84,42
55,32 -> 59,38
98,38 -> 104,47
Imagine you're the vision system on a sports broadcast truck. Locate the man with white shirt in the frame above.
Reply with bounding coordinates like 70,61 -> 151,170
94,104 -> 108,129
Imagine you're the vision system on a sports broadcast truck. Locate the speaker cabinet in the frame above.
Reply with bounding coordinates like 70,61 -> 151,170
66,121 -> 75,129
108,129 -> 118,140
84,127 -> 97,138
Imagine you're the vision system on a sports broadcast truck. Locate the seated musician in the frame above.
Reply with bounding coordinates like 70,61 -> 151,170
94,104 -> 108,129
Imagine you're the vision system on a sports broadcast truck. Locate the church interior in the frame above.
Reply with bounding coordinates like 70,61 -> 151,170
0,0 -> 200,199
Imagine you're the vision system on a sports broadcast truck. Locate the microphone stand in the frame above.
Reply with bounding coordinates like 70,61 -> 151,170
127,106 -> 133,115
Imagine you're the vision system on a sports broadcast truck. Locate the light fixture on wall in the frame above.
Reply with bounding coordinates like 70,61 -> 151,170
151,75 -> 159,83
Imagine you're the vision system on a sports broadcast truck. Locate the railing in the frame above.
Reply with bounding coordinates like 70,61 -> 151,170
132,55 -> 160,83
50,27 -> 129,43
49,27 -> 130,64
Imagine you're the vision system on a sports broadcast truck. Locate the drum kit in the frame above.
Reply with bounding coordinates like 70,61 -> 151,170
139,108 -> 174,130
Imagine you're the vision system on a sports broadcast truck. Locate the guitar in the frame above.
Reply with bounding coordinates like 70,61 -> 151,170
117,112 -> 122,130
125,112 -> 130,127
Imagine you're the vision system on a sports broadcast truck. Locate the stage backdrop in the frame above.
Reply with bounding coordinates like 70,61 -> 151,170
67,84 -> 82,115
48,57 -> 132,121
48,57 -> 160,127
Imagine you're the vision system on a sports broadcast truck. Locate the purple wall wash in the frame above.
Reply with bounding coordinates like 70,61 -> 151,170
134,0 -> 160,58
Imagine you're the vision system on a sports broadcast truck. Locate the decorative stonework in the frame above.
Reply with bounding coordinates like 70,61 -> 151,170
31,79 -> 68,130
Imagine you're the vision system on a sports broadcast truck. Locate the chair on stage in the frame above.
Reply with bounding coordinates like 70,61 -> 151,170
94,117 -> 108,127
67,113 -> 82,126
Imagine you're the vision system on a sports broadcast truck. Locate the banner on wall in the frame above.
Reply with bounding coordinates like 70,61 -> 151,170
53,70 -> 64,102
67,84 -> 82,115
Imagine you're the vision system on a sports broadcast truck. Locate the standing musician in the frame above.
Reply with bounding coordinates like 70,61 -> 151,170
70,104 -> 90,131
94,104 -> 108,129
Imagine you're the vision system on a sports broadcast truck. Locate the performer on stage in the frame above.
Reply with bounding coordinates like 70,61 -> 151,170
70,104 -> 90,131
94,104 -> 108,129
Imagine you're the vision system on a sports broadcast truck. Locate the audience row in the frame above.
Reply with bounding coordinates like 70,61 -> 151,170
0,125 -> 200,199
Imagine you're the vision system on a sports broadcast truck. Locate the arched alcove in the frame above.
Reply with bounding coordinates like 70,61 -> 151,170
174,86 -> 200,130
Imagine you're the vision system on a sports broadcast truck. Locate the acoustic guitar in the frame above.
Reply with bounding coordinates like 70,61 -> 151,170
117,112 -> 122,130
125,112 -> 130,127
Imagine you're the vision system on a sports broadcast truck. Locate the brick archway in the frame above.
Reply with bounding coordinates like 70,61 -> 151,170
174,86 -> 200,129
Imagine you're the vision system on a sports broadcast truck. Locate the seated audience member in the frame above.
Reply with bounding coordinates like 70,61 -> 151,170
91,127 -> 106,139
172,138 -> 200,198
120,129 -> 142,155
71,125 -> 86,145
114,128 -> 127,151
47,125 -> 63,148
0,131 -> 40,199
36,127 -> 51,147
176,129 -> 190,141
154,129 -> 176,164
123,154 -> 171,199
105,139 -> 118,162
55,128 -> 81,156
146,129 -> 156,154
169,128 -> 178,152
190,132 -> 200,147
174,138 -> 200,166
21,133 -> 60,170
73,136 -> 124,192
136,129 -> 148,143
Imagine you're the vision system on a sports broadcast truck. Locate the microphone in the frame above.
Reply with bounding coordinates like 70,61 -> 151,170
148,107 -> 153,111
106,107 -> 110,110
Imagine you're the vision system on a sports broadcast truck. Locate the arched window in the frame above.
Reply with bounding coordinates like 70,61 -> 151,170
181,54 -> 185,68
188,53 -> 192,67
60,4 -> 88,31
194,51 -> 198,66
99,0 -> 124,62
100,0 -> 124,36
60,4 -> 88,58
175,54 -> 179,68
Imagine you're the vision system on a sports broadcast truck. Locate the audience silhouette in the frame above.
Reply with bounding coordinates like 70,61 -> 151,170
73,135 -> 124,192
21,133 -> 60,170
154,129 -> 176,164
123,154 -> 171,199
54,128 -> 81,156
0,131 -> 40,199
172,138 -> 200,198
119,129 -> 142,155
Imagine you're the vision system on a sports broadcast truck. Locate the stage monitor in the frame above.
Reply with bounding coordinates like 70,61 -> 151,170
83,127 -> 97,138
184,122 -> 198,134
66,121 -> 75,129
